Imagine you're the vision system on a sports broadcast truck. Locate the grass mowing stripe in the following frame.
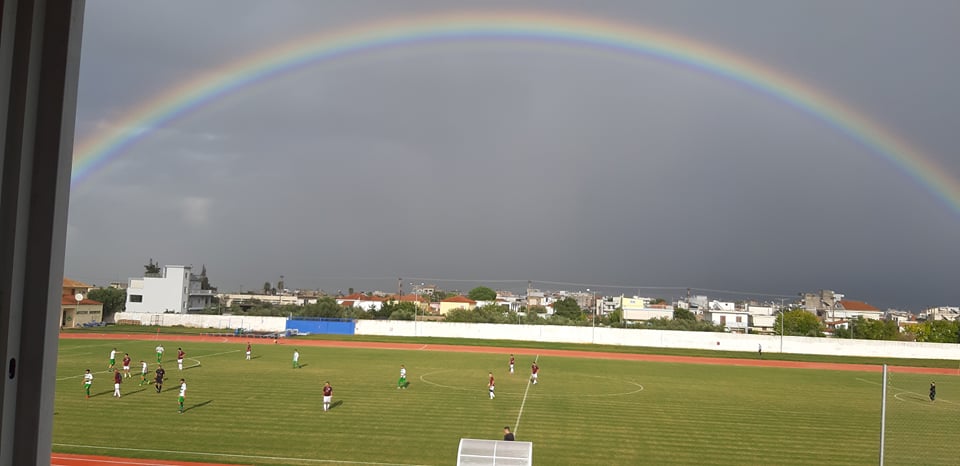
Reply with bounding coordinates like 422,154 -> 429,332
52,444 -> 428,465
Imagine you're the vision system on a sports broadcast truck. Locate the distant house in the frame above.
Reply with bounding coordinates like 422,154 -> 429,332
385,294 -> 431,312
834,300 -> 883,321
61,278 -> 103,328
704,310 -> 750,333
439,295 -> 477,315
336,293 -> 384,312
749,315 -> 777,334
125,265 -> 213,314
920,306 -> 960,321
623,303 -> 673,322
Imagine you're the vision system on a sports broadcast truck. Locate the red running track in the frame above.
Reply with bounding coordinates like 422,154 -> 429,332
51,452 -> 245,465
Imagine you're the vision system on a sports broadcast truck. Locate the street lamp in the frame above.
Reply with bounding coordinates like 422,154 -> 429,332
779,298 -> 785,353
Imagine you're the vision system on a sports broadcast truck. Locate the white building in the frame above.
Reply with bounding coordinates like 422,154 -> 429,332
125,265 -> 213,314
704,310 -> 750,333
920,306 -> 960,321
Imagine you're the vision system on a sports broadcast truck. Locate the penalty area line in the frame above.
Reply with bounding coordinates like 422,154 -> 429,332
53,444 -> 431,466
513,354 -> 539,436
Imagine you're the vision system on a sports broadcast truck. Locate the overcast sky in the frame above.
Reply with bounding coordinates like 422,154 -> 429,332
65,1 -> 960,311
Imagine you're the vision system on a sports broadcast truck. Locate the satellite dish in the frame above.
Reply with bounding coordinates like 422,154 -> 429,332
75,293 -> 84,302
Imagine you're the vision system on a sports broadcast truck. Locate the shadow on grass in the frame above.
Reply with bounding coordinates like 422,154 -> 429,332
330,400 -> 343,410
248,355 -> 261,360
296,363 -> 308,369
184,399 -> 213,413
122,387 -> 149,396
183,365 -> 201,371
91,389 -> 113,398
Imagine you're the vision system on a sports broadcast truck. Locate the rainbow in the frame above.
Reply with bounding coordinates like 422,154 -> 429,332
70,11 -> 960,215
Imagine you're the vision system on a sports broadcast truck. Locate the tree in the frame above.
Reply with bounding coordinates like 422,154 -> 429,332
834,317 -> 901,340
774,309 -> 824,337
907,320 -> 960,343
87,287 -> 126,322
467,286 -> 497,301
552,297 -> 584,320
673,308 -> 696,321
263,282 -> 271,294
602,307 -> 624,327
144,258 -> 161,274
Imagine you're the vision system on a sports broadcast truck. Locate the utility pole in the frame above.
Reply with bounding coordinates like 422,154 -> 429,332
398,277 -> 402,297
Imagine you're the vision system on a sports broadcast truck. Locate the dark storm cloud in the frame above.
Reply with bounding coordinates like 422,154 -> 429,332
66,1 -> 960,310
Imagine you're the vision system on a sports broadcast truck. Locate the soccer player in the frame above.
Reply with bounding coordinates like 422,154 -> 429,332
178,379 -> 187,414
155,344 -> 164,363
112,369 -> 122,398
108,347 -> 117,369
488,372 -> 496,399
155,364 -> 165,393
509,354 -> 515,374
398,365 -> 407,389
930,381 -> 936,401
322,381 -> 333,412
503,426 -> 515,441
177,347 -> 185,371
139,360 -> 148,386
530,361 -> 539,385
122,353 -> 132,378
82,369 -> 93,399
246,342 -> 252,360
293,349 -> 300,369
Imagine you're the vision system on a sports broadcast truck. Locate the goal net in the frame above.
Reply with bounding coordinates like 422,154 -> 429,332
457,438 -> 533,465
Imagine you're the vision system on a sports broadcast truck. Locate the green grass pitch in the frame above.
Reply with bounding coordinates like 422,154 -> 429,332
53,339 -> 959,465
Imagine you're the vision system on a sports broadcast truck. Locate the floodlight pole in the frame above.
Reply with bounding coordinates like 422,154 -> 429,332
879,364 -> 887,465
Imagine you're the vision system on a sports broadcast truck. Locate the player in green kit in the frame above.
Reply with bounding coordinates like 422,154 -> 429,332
139,360 -> 148,386
155,344 -> 164,363
178,378 -> 186,414
82,369 -> 93,398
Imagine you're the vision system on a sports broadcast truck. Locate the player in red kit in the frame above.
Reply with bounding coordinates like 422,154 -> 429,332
246,342 -> 252,360
530,362 -> 539,385
322,381 -> 333,412
112,369 -> 122,397
122,353 -> 132,378
509,354 -> 515,374
177,348 -> 185,371
488,372 -> 496,399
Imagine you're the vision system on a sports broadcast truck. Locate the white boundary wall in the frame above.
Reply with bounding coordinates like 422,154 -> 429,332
355,320 -> 960,360
113,312 -> 287,332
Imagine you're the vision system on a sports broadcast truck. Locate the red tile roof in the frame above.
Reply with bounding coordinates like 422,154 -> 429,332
61,295 -> 102,306
63,278 -> 92,289
839,300 -> 880,312
442,295 -> 477,304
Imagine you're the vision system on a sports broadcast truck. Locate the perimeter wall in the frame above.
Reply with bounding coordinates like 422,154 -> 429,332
110,313 -> 959,360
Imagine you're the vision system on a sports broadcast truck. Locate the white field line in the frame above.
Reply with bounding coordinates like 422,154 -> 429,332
57,350 -> 240,381
854,377 -> 957,405
53,444 -> 431,466
513,354 -> 539,436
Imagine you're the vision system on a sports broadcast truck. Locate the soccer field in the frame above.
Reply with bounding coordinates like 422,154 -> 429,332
53,338 -> 959,465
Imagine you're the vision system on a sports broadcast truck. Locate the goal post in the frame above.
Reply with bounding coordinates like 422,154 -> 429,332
457,438 -> 533,465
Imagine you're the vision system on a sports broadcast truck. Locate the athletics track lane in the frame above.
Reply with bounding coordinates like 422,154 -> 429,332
51,452 -> 245,465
